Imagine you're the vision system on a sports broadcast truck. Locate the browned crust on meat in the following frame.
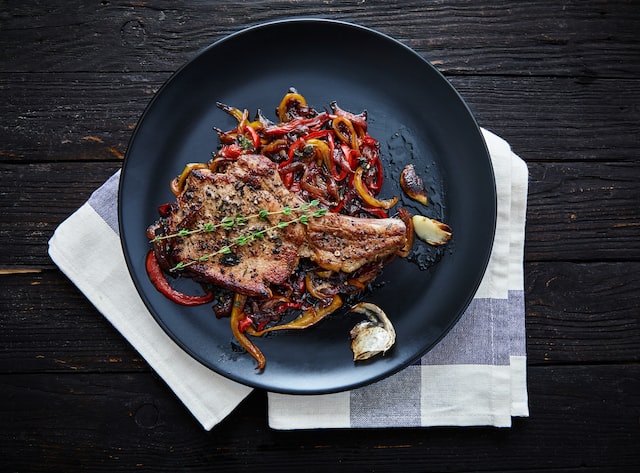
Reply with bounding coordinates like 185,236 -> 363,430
149,154 -> 407,299
151,155 -> 306,298
302,213 -> 406,273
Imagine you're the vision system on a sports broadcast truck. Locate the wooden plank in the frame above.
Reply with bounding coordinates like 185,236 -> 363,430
0,270 -> 146,373
450,76 -> 640,163
1,365 -> 638,471
0,73 -> 166,162
0,162 -> 121,268
2,73 -> 639,163
525,161 -> 640,262
1,160 -> 638,267
1,0 -> 638,77
2,261 -> 639,373
526,262 -> 640,364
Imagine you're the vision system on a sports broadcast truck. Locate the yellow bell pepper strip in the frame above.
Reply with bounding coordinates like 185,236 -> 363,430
332,116 -> 360,153
260,138 -> 289,158
248,295 -> 342,335
216,101 -> 244,122
230,293 -> 266,370
353,166 -> 398,209
304,273 -> 331,300
306,138 -> 331,166
277,91 -> 308,122
170,163 -> 208,196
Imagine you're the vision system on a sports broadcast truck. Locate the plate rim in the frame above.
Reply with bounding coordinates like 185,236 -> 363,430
117,18 -> 497,394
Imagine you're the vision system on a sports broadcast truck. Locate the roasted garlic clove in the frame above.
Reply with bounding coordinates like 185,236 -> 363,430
412,215 -> 452,246
400,164 -> 428,206
349,302 -> 396,361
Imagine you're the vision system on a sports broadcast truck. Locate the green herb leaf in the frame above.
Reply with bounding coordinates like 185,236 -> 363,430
313,208 -> 328,217
221,216 -> 235,229
238,134 -> 253,151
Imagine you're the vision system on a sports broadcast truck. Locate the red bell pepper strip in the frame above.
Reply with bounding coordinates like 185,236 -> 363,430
362,205 -> 390,218
243,125 -> 261,150
263,112 -> 331,137
237,315 -> 254,333
145,251 -> 214,306
280,129 -> 335,169
157,203 -> 173,217
360,135 -> 383,192
339,144 -> 358,174
280,171 -> 294,189
216,144 -> 244,159
369,158 -> 384,193
282,135 -> 307,167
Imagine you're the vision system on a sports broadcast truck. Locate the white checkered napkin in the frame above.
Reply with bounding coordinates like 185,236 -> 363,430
268,129 -> 529,428
48,129 -> 528,430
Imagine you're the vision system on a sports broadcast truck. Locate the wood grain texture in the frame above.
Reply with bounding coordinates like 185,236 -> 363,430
1,0 -> 639,471
1,0 -> 638,77
1,366 -> 638,472
526,262 -> 640,364
3,73 -> 640,163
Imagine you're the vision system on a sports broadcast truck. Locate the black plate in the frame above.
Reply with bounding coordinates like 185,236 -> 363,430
119,19 -> 496,394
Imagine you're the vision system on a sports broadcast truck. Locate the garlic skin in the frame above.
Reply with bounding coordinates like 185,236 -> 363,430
412,215 -> 452,246
349,302 -> 396,361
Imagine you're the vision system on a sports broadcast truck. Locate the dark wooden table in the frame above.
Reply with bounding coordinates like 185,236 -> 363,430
2,1 -> 639,471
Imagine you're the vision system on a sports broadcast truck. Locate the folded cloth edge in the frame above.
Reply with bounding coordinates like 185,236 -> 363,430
48,205 -> 253,430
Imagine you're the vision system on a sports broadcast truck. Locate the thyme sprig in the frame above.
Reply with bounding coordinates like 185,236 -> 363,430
158,200 -> 327,272
151,199 -> 324,244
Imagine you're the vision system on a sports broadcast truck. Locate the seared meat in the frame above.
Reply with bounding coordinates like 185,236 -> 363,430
150,155 -> 307,298
149,154 -> 406,298
303,214 -> 406,273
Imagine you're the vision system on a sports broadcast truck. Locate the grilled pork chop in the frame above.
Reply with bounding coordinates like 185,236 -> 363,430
148,154 -> 406,298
